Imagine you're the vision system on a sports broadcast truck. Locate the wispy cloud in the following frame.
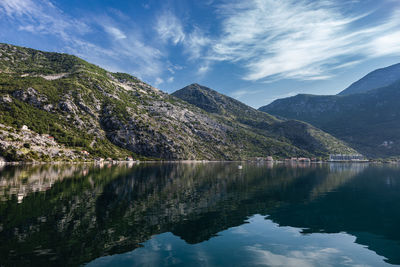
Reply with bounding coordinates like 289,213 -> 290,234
197,62 -> 211,75
2,0 -> 399,90
155,10 -> 185,45
104,26 -> 127,40
154,77 -> 164,87
0,0 -> 166,81
104,29 -> 163,78
231,88 -> 263,100
154,9 -> 211,75
0,0 -> 118,73
184,27 -> 211,60
209,0 -> 400,81
247,246 -> 341,267
370,30 -> 400,56
0,0 -> 89,40
0,0 -> 37,17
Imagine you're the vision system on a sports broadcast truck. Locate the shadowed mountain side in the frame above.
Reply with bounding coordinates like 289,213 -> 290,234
260,80 -> 400,158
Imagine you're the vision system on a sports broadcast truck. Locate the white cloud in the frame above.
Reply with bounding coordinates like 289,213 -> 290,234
104,26 -> 127,40
231,88 -> 263,99
167,62 -> 184,74
155,9 -> 211,74
154,77 -> 164,86
370,31 -> 400,56
0,0 -> 37,17
111,34 -> 163,78
3,0 -> 398,87
0,0 -> 166,81
231,90 -> 249,99
184,27 -> 211,60
155,10 -> 185,45
18,25 -> 36,32
209,0 -> 400,81
247,245 -> 341,267
198,63 -> 210,75
330,59 -> 364,70
0,0 -> 89,40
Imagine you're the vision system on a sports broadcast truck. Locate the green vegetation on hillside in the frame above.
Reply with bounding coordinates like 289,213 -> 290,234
0,43 -> 356,161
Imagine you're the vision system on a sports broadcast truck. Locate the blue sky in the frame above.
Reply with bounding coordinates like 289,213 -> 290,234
1,0 -> 400,108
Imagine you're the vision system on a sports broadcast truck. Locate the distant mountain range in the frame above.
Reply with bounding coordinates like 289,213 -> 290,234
0,43 -> 354,161
260,63 -> 400,158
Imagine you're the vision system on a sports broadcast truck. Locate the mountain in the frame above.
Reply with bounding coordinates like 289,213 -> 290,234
172,83 -> 277,124
0,43 -> 354,161
260,66 -> 400,158
339,63 -> 400,95
172,84 -> 355,157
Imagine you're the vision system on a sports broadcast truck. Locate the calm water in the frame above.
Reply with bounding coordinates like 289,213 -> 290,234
1,162 -> 400,266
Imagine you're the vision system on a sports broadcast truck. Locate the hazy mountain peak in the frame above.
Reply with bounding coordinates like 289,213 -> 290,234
339,63 -> 400,95
260,67 -> 400,157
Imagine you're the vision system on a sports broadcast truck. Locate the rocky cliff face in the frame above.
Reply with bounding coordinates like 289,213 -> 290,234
0,43 -> 355,161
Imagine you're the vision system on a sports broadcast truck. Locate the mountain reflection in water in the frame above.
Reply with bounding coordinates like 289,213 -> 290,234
0,162 -> 399,266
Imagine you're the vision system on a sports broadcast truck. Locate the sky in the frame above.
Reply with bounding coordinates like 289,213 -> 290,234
1,0 -> 400,108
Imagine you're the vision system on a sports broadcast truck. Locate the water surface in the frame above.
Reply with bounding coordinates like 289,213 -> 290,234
0,162 -> 399,266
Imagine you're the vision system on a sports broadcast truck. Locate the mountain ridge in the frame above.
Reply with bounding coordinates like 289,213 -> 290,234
173,83 -> 355,157
0,43 -> 355,161
339,63 -> 400,95
260,64 -> 400,158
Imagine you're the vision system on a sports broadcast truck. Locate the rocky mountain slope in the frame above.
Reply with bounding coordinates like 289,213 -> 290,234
173,84 -> 355,157
0,43 -> 354,161
260,64 -> 400,158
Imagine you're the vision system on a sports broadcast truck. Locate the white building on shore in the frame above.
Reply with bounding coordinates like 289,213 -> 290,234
329,154 -> 366,162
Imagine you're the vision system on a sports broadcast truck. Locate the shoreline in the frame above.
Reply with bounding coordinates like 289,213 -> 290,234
2,159 -> 398,166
